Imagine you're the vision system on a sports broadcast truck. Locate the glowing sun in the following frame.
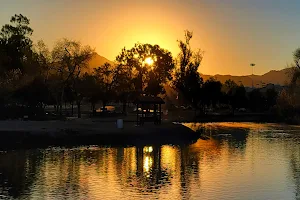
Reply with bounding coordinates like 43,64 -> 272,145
144,57 -> 154,66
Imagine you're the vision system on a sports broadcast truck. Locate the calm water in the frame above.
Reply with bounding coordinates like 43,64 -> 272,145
0,123 -> 299,200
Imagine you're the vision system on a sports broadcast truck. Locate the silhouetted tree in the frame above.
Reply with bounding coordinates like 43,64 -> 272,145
184,65 -> 203,110
290,49 -> 300,99
113,64 -> 135,114
173,30 -> 204,110
116,43 -> 174,96
12,77 -> 52,118
233,85 -> 247,109
221,80 -> 248,113
0,14 -> 33,73
274,48 -> 300,122
248,89 -> 265,112
34,40 -> 52,80
265,88 -> 278,109
0,14 -> 52,119
94,62 -> 117,112
222,79 -> 237,112
16,78 -> 50,107
64,85 -> 76,116
72,73 -> 98,118
51,38 -> 94,116
202,78 -> 222,108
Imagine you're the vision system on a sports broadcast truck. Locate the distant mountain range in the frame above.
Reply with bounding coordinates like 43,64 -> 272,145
201,68 -> 292,87
85,53 -> 115,73
88,53 -> 291,87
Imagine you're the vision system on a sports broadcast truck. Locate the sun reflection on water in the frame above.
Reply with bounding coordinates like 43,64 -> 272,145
0,123 -> 299,199
143,156 -> 153,175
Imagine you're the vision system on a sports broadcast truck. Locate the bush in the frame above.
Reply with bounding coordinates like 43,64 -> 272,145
0,104 -> 48,120
275,89 -> 300,123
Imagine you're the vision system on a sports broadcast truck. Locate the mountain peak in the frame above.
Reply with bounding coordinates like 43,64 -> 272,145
85,53 -> 114,73
89,53 -> 114,68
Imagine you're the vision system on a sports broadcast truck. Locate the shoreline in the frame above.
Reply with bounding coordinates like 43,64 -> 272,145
0,120 -> 199,149
0,117 -> 298,149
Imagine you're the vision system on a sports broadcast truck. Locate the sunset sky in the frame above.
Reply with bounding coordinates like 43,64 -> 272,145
1,0 -> 300,75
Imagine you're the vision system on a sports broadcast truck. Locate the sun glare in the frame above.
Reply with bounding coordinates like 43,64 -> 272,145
144,57 -> 154,66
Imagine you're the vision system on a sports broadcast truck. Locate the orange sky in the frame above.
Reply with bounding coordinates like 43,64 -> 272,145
1,0 -> 299,75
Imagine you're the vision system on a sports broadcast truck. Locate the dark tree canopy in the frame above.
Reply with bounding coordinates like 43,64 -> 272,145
173,30 -> 204,108
202,78 -> 222,107
249,89 -> 265,112
293,48 -> 300,69
221,79 -> 248,112
0,14 -> 288,120
266,88 -> 278,108
0,14 -> 34,73
233,85 -> 247,109
116,43 -> 175,96
291,48 -> 300,91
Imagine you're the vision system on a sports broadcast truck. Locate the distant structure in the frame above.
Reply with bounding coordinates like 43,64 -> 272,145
134,96 -> 165,125
250,63 -> 256,88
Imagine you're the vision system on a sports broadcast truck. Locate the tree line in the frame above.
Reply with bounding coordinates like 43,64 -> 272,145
0,14 -> 297,120
0,14 -> 177,119
275,48 -> 300,123
172,30 -> 279,115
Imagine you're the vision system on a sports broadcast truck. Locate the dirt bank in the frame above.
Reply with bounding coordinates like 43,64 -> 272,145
0,120 -> 199,149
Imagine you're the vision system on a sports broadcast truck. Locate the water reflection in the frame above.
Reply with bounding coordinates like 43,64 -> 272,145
0,150 -> 43,199
289,146 -> 300,199
0,123 -> 299,199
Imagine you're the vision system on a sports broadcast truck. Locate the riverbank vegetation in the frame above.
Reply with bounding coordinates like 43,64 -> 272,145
274,50 -> 300,124
0,14 -> 299,123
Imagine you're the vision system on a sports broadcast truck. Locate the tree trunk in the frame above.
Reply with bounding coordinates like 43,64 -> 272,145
54,96 -> 59,114
102,100 -> 106,112
59,103 -> 62,116
90,103 -> 93,116
59,87 -> 65,116
64,101 -> 67,115
56,102 -> 59,113
92,103 -> 96,116
123,101 -> 127,115
77,101 -> 81,118
71,102 -> 74,116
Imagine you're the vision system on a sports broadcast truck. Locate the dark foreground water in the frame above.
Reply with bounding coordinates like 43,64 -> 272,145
0,123 -> 299,200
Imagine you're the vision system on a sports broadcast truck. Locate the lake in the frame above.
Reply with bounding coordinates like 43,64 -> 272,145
0,122 -> 299,200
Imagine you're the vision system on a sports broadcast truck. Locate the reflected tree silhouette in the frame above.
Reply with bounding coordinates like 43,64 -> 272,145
290,150 -> 300,199
133,146 -> 172,191
179,145 -> 192,199
1,131 -> 299,200
226,128 -> 249,155
0,133 -> 246,199
0,150 -> 42,198
201,124 -> 250,155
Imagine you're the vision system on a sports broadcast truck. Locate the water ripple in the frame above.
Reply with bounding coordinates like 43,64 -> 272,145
0,123 -> 299,199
